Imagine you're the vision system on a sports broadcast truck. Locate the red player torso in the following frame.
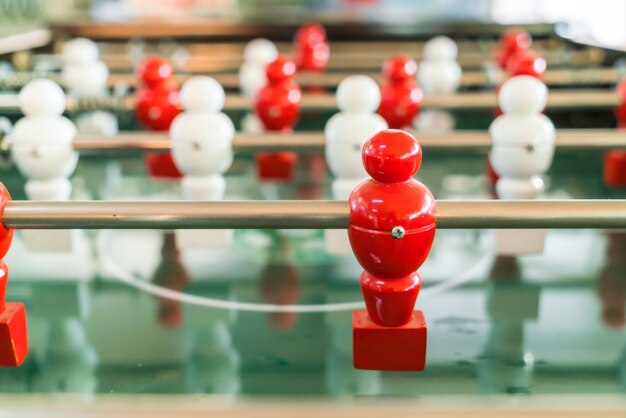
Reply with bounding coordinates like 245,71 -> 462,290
349,179 -> 436,279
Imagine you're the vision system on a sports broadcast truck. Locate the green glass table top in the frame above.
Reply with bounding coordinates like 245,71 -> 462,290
0,145 -> 625,399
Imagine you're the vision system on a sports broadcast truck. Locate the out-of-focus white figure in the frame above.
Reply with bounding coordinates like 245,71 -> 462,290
324,75 -> 388,254
61,38 -> 118,137
415,36 -> 462,133
10,79 -> 80,251
171,76 -> 235,249
489,76 -> 556,255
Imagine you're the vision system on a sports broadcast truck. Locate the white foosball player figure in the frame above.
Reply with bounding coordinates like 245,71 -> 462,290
171,76 -> 235,250
415,36 -> 462,132
238,38 -> 278,134
324,75 -> 388,254
61,37 -> 118,137
489,76 -> 556,255
10,79 -> 80,251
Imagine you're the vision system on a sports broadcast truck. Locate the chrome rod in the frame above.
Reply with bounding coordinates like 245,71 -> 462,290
67,129 -> 626,154
3,200 -> 626,230
0,90 -> 619,113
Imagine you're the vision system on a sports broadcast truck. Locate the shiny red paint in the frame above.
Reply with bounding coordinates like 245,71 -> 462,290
506,49 -> 547,78
0,183 -> 13,260
378,56 -> 422,129
353,310 -> 427,371
0,262 -> 28,367
293,23 -> 329,72
496,29 -> 532,70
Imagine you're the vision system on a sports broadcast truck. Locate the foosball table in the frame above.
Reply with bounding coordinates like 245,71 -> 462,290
0,4 -> 625,417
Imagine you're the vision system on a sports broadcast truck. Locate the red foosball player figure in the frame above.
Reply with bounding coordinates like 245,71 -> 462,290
377,55 -> 423,129
135,57 -> 182,178
495,29 -> 532,71
348,129 -> 436,371
604,78 -> 626,188
255,55 -> 302,180
0,183 -> 28,367
293,23 -> 330,73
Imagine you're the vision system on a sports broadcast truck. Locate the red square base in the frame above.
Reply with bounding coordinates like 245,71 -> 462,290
256,152 -> 297,181
145,152 -> 183,179
0,302 -> 28,367
353,310 -> 426,371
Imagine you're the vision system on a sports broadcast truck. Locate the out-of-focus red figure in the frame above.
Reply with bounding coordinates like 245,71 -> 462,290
0,182 -> 27,367
293,23 -> 330,73
377,55 -> 423,129
496,29 -> 532,70
255,55 -> 302,180
605,79 -> 626,187
135,57 -> 182,178
349,130 -> 436,371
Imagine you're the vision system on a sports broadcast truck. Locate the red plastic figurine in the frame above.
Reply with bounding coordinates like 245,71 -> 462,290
0,182 -> 28,367
506,49 -> 547,78
255,55 -> 302,180
377,55 -> 423,129
349,129 -> 436,371
293,23 -> 330,73
135,57 -> 182,178
604,78 -> 626,187
496,29 -> 532,70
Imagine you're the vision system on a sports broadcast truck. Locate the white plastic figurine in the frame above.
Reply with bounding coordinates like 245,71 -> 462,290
239,38 -> 278,134
61,37 -> 118,136
489,76 -> 556,255
10,79 -> 79,251
171,76 -> 235,249
415,36 -> 462,132
324,75 -> 388,254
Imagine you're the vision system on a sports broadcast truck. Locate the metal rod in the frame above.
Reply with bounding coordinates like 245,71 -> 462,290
70,129 -> 626,154
14,66 -> 618,90
0,89 -> 619,113
4,200 -> 626,230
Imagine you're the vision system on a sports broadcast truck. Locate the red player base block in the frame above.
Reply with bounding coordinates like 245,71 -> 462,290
256,152 -> 298,181
353,310 -> 426,371
0,302 -> 28,367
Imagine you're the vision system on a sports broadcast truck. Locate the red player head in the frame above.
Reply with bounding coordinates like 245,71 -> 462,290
497,29 -> 532,69
266,54 -> 297,84
506,49 -> 547,78
362,129 -> 422,183
349,130 -> 436,280
138,56 -> 174,88
383,55 -> 418,84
